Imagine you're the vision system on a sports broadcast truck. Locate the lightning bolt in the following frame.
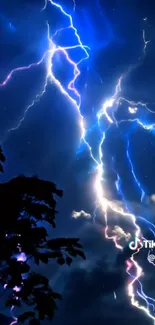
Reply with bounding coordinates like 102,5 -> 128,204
1,0 -> 155,323
85,21 -> 155,322
73,0 -> 76,11
143,29 -> 151,54
1,0 -> 90,136
126,139 -> 145,202
10,306 -> 17,325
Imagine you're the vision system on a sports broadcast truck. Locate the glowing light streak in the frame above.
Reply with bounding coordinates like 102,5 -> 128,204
10,306 -> 17,325
126,260 -> 155,320
73,0 -> 76,11
126,139 -> 145,202
143,30 -> 151,54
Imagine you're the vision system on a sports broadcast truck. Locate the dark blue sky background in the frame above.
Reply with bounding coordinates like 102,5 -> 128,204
0,0 -> 155,324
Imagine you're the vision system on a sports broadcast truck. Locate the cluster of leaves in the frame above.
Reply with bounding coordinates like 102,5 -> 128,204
6,272 -> 63,324
0,147 -> 86,324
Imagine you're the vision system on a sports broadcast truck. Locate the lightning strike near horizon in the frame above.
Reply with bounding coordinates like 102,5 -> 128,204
1,1 -> 155,323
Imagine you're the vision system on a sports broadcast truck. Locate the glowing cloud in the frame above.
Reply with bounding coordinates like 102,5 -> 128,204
72,210 -> 92,219
112,226 -> 131,242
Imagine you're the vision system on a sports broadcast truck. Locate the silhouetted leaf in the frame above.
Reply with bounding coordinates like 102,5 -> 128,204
55,189 -> 63,197
51,291 -> 63,300
75,249 -> 86,260
0,147 -> 6,162
57,258 -> 65,265
34,257 -> 39,265
73,242 -> 83,249
50,220 -> 56,228
66,256 -> 72,265
66,249 -> 77,257
29,319 -> 40,325
39,254 -> 48,264
6,298 -> 21,307
0,163 -> 3,172
18,311 -> 35,323
48,252 -> 62,258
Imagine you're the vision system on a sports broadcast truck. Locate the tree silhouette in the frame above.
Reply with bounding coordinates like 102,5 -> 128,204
0,147 -> 86,324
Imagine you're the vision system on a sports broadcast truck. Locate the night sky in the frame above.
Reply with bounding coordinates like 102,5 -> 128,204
1,0 -> 155,324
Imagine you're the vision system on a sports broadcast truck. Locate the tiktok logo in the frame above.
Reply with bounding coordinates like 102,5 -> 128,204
128,236 -> 139,250
129,237 -> 155,250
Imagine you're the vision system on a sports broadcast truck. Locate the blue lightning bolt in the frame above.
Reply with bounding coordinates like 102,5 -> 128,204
126,138 -> 145,202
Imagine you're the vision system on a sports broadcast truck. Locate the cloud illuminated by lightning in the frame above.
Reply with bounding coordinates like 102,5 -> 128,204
72,210 -> 92,219
112,226 -> 131,242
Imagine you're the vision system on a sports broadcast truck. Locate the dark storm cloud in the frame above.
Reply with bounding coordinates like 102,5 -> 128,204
0,223 -> 152,325
47,223 -> 152,325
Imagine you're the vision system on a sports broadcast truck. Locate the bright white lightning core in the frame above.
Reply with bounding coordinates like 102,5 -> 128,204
128,106 -> 137,114
1,0 -> 155,323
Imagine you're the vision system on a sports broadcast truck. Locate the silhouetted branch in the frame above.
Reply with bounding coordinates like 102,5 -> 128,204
0,147 -> 86,324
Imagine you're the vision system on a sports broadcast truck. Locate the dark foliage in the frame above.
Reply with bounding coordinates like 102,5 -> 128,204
0,146 -> 5,173
0,147 -> 86,324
